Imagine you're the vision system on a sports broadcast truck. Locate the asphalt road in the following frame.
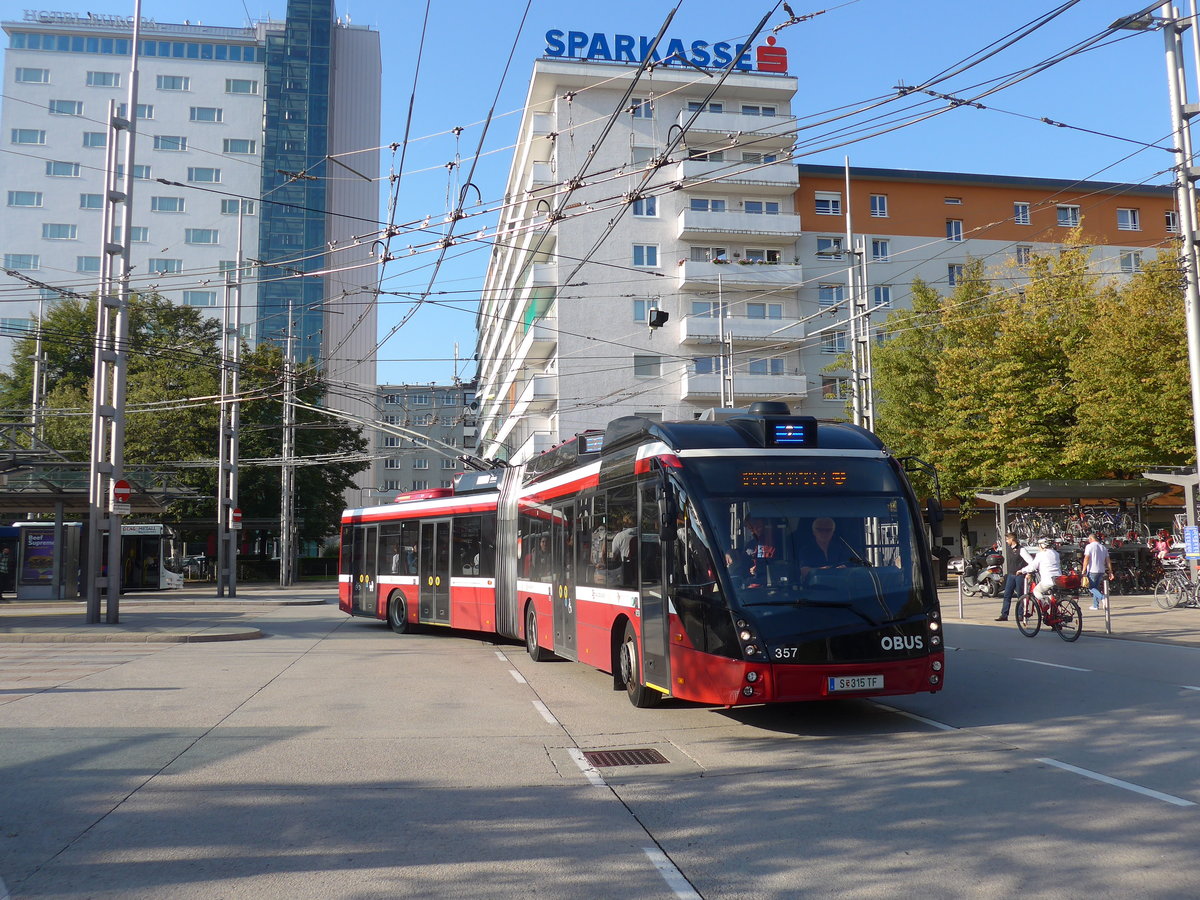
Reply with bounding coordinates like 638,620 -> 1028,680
2,596 -> 1199,899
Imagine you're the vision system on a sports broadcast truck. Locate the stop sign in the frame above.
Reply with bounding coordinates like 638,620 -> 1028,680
112,479 -> 131,503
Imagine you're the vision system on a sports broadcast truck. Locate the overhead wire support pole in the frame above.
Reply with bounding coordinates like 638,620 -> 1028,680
218,207 -> 244,597
86,0 -> 142,624
280,296 -> 296,588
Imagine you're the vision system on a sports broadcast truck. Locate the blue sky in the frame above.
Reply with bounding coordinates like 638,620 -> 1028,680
5,1 -> 1182,385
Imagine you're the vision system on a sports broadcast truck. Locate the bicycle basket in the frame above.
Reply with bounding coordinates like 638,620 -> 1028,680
1053,573 -> 1080,589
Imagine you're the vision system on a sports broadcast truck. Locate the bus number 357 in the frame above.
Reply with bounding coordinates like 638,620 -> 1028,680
773,647 -> 798,659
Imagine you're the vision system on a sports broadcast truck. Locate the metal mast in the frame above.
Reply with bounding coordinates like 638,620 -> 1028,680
217,210 -> 244,597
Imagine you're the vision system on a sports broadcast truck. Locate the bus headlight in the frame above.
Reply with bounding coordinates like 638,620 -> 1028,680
746,670 -> 760,683
931,660 -> 942,671
739,629 -> 753,642
928,620 -> 939,632
743,686 -> 756,697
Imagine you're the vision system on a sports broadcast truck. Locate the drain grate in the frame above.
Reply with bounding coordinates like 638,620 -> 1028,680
582,748 -> 669,768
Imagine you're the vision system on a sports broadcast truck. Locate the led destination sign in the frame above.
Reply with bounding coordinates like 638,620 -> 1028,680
545,30 -> 788,74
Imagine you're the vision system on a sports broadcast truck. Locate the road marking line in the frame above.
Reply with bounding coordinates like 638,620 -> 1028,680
494,651 -> 506,661
1182,685 -> 1200,691
567,747 -> 606,787
871,701 -> 957,731
1013,658 -> 1090,672
1036,758 -> 1196,807
531,699 -> 558,724
508,669 -> 527,684
643,847 -> 701,899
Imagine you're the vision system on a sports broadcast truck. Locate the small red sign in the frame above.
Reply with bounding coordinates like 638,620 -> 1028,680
112,479 -> 131,503
232,508 -> 242,524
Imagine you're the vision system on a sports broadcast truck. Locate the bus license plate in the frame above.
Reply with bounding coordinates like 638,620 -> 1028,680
828,674 -> 883,692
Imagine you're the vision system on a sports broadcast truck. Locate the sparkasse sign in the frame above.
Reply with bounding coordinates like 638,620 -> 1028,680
544,30 -> 788,74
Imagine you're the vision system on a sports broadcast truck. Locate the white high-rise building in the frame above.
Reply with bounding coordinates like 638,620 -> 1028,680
0,3 -> 380,423
476,43 -> 801,463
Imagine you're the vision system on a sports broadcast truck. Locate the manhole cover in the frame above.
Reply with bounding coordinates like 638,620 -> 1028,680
582,748 -> 669,768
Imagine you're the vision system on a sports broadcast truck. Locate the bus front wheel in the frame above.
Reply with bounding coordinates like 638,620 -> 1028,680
620,622 -> 660,708
388,593 -> 411,634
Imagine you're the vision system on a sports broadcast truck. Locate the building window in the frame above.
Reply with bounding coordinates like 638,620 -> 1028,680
631,196 -> 657,217
1166,210 -> 1180,233
8,191 -> 43,207
748,357 -> 784,375
633,298 -> 659,322
185,229 -> 219,244
1014,202 -> 1031,225
946,219 -> 963,242
189,106 -> 223,123
690,197 -> 726,213
1117,208 -> 1140,231
156,75 -> 190,91
72,256 -> 98,273
45,161 -> 80,177
382,458 -> 402,469
225,78 -> 260,95
11,129 -> 46,144
86,71 -> 121,87
815,192 -> 841,215
442,459 -> 458,470
687,148 -> 724,162
3,254 -> 39,270
740,104 -> 776,116
746,302 -> 782,319
693,356 -> 727,375
42,223 -> 77,240
745,200 -> 780,215
412,480 -> 430,491
148,258 -> 182,274
821,376 -> 849,400
186,167 -> 221,183
15,68 -> 50,84
382,437 -> 400,448
413,393 -> 430,406
413,459 -> 430,470
630,97 -> 653,118
154,135 -> 187,151
117,103 -> 154,119
381,480 -> 401,492
221,199 -> 255,215
634,354 -> 662,378
744,248 -> 781,263
116,163 -> 151,180
82,131 -> 107,148
944,197 -> 962,205
816,236 -> 843,259
112,226 -> 149,243
947,264 -> 964,286
691,301 -> 726,318
870,194 -> 888,217
873,285 -> 892,308
871,239 -> 890,262
690,246 -> 728,262
1120,251 -> 1143,274
48,99 -> 83,115
1016,245 -> 1032,265
223,139 -> 256,154
1057,205 -> 1080,227
686,100 -> 723,113
632,244 -> 659,267
151,196 -> 185,213
818,283 -> 844,308
742,151 -> 777,163
821,331 -> 847,354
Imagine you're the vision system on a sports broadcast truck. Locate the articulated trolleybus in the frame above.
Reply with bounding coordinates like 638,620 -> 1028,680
340,403 -> 944,707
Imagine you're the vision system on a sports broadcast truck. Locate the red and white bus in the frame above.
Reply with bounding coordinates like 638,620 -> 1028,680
340,403 -> 945,707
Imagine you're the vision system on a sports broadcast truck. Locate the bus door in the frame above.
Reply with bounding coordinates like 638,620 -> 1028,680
551,502 -> 577,660
351,525 -> 378,614
638,481 -> 670,693
418,519 -> 451,624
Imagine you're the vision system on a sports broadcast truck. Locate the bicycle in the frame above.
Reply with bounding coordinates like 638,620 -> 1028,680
1015,577 -> 1084,642
1153,561 -> 1197,609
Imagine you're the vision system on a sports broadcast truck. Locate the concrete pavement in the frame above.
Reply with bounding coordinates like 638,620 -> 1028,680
0,581 -> 335,643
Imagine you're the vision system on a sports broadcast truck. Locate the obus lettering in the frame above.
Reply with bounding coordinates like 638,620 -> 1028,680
880,635 -> 923,651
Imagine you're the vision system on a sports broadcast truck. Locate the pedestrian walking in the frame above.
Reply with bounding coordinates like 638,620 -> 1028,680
995,532 -> 1032,621
1082,532 -> 1114,611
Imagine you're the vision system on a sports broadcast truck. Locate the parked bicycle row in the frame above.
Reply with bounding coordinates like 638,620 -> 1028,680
1007,505 -> 1153,547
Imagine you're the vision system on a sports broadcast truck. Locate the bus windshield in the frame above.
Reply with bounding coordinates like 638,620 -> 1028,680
685,457 -> 930,637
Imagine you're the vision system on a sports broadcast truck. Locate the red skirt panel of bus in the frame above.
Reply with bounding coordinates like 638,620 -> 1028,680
447,580 -> 498,632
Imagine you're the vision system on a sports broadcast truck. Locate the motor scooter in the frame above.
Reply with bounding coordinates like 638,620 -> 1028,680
960,545 -> 1005,596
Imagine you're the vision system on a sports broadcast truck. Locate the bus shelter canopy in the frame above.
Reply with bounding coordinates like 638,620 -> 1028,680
973,479 -> 1165,506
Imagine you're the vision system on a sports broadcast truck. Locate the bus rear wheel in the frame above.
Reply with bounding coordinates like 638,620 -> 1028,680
620,622 -> 660,708
388,593 -> 411,634
525,604 -> 554,662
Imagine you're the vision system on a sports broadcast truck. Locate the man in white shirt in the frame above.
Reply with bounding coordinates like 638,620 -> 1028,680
1018,537 -> 1062,601
1082,533 -> 1113,611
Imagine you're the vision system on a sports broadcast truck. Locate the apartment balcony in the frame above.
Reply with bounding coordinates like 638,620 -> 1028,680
526,161 -> 554,194
517,314 -> 557,365
678,209 -> 802,241
679,110 -> 797,147
517,373 -> 557,412
530,262 -> 556,287
676,159 -> 797,190
679,313 -> 805,347
677,259 -> 803,290
680,371 -> 808,402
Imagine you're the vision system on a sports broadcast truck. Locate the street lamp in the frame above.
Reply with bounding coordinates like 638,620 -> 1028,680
1114,3 -> 1200,531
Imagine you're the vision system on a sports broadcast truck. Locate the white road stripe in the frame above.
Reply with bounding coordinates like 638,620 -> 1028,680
531,700 -> 558,724
1182,685 -> 1200,692
567,747 -> 606,787
494,651 -> 506,661
1013,658 -> 1090,672
508,669 -> 527,684
1036,758 -> 1196,807
871,701 -> 957,731
643,847 -> 702,899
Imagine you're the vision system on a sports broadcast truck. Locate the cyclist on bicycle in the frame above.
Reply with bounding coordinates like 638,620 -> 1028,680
1018,537 -> 1062,601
